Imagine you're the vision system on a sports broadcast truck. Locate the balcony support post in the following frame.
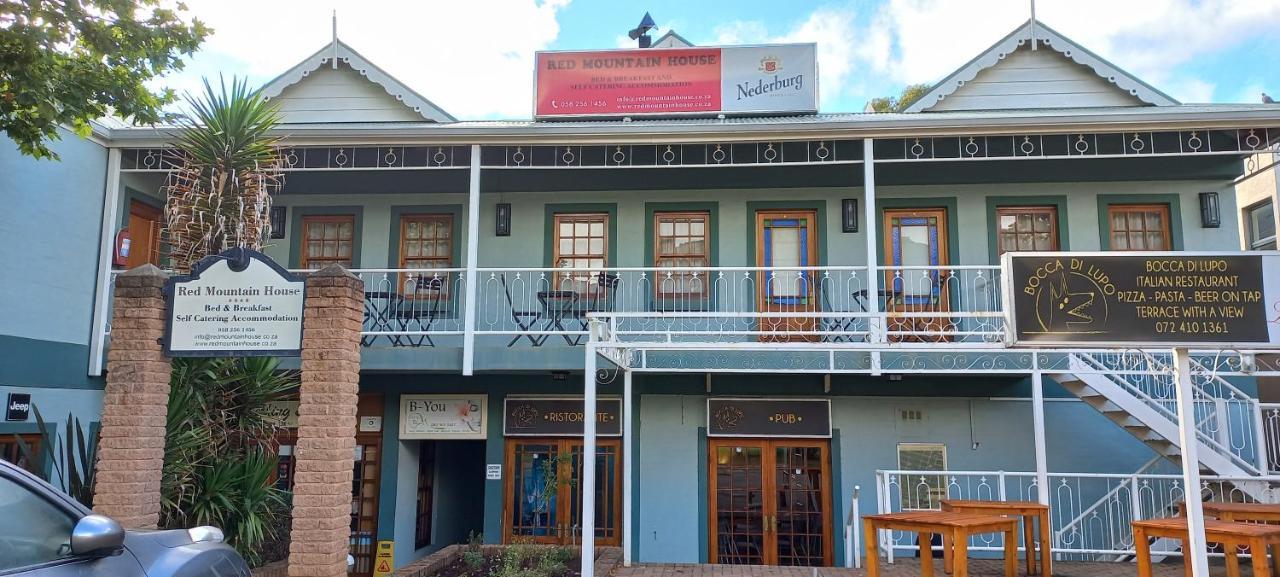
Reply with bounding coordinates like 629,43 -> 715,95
88,148 -> 122,376
581,345 -> 598,577
622,368 -> 634,566
1173,346 -> 1210,577
1031,356 -> 1050,507
463,144 -> 481,375
863,139 -> 882,371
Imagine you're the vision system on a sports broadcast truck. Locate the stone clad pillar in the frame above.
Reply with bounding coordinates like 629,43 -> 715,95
289,266 -> 364,577
93,265 -> 172,528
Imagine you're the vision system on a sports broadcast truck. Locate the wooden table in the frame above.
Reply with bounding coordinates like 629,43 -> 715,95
942,499 -> 1052,576
864,511 -> 1018,577
1180,501 -> 1280,523
1131,517 -> 1280,577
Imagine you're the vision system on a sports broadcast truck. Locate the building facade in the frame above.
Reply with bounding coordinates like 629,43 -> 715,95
3,19 -> 1280,575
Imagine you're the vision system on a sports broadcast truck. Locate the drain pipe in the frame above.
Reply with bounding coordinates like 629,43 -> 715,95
844,485 -> 861,568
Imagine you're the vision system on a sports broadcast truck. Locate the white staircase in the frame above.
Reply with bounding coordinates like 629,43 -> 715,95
1051,352 -> 1272,503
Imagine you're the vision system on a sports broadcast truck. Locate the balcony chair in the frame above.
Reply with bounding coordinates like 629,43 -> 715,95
393,275 -> 445,347
501,273 -> 545,347
819,281 -> 860,343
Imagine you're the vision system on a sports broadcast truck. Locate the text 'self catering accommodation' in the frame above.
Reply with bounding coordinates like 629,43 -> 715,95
4,18 -> 1280,574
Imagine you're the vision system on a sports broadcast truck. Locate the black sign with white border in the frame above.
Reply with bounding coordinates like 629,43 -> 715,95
706,398 -> 832,438
503,397 -> 622,437
6,393 -> 31,421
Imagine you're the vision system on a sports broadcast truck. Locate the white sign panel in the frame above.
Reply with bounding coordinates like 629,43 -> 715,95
360,416 -> 383,433
719,44 -> 818,114
165,249 -> 304,356
486,464 -> 502,480
400,395 -> 487,439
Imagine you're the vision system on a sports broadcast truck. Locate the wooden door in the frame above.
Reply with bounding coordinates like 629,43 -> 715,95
504,438 -> 622,546
882,208 -> 951,342
709,439 -> 832,566
349,433 -> 381,577
127,200 -> 162,268
755,210 -> 819,342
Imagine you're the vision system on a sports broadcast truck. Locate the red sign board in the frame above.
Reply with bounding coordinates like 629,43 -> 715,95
534,44 -> 818,119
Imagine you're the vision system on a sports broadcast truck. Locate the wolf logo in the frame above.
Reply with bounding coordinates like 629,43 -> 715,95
1044,272 -> 1096,331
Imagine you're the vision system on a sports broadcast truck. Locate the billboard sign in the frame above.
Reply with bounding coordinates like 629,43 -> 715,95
1004,252 -> 1280,347
534,44 -> 817,118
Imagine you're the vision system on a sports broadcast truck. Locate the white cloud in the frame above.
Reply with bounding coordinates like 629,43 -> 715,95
711,7 -> 859,108
156,0 -> 571,119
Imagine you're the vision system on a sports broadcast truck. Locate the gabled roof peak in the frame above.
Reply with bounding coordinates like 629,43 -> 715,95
905,19 -> 1179,113
259,38 -> 455,122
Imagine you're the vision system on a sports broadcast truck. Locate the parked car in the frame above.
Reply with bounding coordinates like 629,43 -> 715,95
0,459 -> 250,576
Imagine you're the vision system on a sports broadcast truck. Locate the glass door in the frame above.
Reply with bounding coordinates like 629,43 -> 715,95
349,435 -> 381,577
505,438 -> 622,546
709,439 -> 831,566
755,210 -> 819,342
883,208 -> 950,342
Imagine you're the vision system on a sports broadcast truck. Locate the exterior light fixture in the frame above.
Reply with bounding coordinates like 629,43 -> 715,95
842,198 -> 858,233
269,206 -> 286,239
1199,192 -> 1220,228
496,203 -> 512,236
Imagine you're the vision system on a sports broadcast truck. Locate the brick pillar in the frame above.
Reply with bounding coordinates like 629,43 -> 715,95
289,265 -> 364,577
93,265 -> 171,528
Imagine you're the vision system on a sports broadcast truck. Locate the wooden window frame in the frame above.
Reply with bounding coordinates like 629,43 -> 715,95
299,214 -> 356,269
552,213 -> 610,294
398,214 -> 455,297
0,433 -> 43,474
1107,204 -> 1172,252
653,210 -> 711,299
995,205 -> 1059,255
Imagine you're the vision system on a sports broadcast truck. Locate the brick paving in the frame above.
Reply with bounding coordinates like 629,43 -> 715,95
612,558 -> 1259,577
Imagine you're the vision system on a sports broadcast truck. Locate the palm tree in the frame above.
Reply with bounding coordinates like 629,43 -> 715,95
163,76 -> 284,272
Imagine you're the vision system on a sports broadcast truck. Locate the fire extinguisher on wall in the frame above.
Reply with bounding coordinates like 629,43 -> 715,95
112,228 -> 132,267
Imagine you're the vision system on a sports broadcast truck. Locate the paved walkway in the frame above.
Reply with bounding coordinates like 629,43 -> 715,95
612,558 -> 1257,577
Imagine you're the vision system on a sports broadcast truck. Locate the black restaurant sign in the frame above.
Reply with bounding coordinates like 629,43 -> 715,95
1005,252 -> 1280,347
503,398 -> 622,437
706,398 -> 831,438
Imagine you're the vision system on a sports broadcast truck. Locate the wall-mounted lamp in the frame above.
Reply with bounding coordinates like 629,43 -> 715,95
495,203 -> 512,236
1199,191 -> 1220,228
841,198 -> 858,233
269,206 -> 286,239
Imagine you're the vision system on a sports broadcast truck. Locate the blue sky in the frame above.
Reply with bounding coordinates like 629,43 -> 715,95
162,0 -> 1280,119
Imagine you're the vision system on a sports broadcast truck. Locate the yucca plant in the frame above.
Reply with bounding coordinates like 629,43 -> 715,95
14,405 -> 97,507
163,76 -> 284,273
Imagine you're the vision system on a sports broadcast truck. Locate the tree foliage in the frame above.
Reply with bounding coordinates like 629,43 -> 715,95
867,83 -> 932,112
0,0 -> 208,159
163,76 -> 284,272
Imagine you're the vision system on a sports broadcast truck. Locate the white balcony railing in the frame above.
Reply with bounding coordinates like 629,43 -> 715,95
873,468 -> 1280,562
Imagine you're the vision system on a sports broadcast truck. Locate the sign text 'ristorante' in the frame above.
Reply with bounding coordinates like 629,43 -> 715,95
165,249 -> 305,356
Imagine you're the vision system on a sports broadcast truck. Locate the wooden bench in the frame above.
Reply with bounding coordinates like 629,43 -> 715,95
864,511 -> 1018,577
1180,502 -> 1280,523
1132,517 -> 1280,577
942,500 -> 1051,576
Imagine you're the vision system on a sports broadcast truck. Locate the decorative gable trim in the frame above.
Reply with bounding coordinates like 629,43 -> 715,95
904,20 -> 1178,113
652,30 -> 694,48
259,39 -> 455,122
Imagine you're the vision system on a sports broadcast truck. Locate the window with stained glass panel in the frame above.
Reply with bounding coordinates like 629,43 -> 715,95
996,206 -> 1059,255
1107,204 -> 1171,251
654,211 -> 710,298
300,215 -> 355,269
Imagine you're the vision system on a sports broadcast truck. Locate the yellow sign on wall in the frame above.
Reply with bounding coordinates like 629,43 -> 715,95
372,540 -> 395,577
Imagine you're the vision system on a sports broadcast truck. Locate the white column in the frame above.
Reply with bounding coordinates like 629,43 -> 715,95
581,347 -> 598,577
88,148 -> 123,376
1173,347 -> 1210,577
622,369 -> 634,566
863,139 -> 882,371
462,144 -> 481,375
1031,369 -> 1050,506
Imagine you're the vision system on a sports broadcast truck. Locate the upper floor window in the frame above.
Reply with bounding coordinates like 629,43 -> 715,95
996,206 -> 1059,254
654,211 -> 710,298
553,213 -> 609,293
399,214 -> 454,294
301,215 -> 355,268
1246,201 -> 1276,250
1107,204 -> 1171,251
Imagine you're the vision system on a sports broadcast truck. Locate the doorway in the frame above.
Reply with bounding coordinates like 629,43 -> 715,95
708,439 -> 832,566
349,432 -> 381,577
754,210 -> 819,342
503,438 -> 622,546
126,199 -> 163,268
882,208 -> 950,342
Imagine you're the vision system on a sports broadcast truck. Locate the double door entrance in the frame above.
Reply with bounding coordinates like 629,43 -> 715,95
504,438 -> 622,546
709,439 -> 832,566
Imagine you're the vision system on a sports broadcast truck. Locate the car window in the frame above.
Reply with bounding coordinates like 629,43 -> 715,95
0,475 -> 77,570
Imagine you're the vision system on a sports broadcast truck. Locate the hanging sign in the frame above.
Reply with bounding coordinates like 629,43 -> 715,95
164,248 -> 304,357
1005,252 -> 1280,347
399,395 -> 486,439
706,398 -> 831,438
503,397 -> 622,437
534,44 -> 818,118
